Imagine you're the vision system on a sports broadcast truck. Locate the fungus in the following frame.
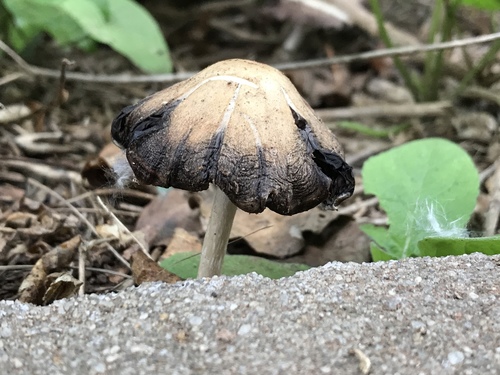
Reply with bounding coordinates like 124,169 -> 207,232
111,59 -> 355,278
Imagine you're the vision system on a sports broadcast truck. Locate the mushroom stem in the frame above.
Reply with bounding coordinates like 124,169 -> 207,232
197,186 -> 237,278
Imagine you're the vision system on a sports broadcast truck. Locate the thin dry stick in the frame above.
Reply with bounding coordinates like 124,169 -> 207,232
27,178 -> 131,269
78,243 -> 86,296
480,164 -> 497,184
484,161 -> 500,236
317,101 -> 452,120
95,196 -> 152,259
0,264 -> 132,279
0,72 -> 25,86
1,33 -> 500,84
0,265 -> 33,271
65,188 -> 155,204
83,266 -> 131,278
337,196 -> 378,217
461,86 -> 500,107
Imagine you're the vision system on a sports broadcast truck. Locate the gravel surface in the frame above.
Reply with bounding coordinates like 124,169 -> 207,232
0,253 -> 499,375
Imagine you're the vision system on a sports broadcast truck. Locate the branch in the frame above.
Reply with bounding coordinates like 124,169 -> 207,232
1,33 -> 500,84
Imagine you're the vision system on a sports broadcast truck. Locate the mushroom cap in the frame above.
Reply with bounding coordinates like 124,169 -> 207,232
112,59 -> 354,215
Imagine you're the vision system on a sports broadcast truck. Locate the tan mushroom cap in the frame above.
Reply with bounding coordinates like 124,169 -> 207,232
112,59 -> 354,215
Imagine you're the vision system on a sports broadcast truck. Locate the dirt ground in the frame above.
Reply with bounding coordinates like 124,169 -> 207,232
0,0 -> 499,302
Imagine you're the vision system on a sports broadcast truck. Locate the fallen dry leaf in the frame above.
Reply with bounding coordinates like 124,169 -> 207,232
131,250 -> 182,285
161,227 -> 202,260
43,271 -> 82,305
230,209 -> 305,258
287,218 -> 371,266
5,212 -> 38,228
18,235 -> 81,305
81,142 -> 122,188
200,188 -> 342,258
135,189 -> 201,249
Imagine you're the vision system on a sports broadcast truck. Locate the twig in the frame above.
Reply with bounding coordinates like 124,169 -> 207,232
0,264 -> 132,279
317,101 -> 452,120
337,196 -> 378,217
0,104 -> 32,124
1,33 -> 500,84
350,348 -> 372,375
484,161 -> 500,236
0,265 -> 33,271
345,145 -> 390,166
3,159 -> 82,184
27,178 -> 131,270
460,86 -> 500,107
0,72 -> 25,86
65,188 -> 155,204
55,206 -> 141,218
95,196 -> 152,259
78,242 -> 86,296
78,266 -> 132,279
480,163 -> 497,184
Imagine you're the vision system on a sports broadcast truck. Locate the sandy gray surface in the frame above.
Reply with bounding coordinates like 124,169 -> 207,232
0,253 -> 499,375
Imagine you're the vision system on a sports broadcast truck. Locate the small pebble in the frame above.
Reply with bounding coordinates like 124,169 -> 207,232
237,324 -> 252,336
12,358 -> 23,368
189,316 -> 203,326
448,351 -> 465,365
0,327 -> 12,338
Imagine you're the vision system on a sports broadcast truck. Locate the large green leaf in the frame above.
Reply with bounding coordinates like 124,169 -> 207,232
361,138 -> 480,258
4,0 -> 87,49
418,236 -> 500,257
4,0 -> 172,73
459,0 -> 500,10
61,0 -> 172,73
360,223 -> 401,260
160,252 -> 310,279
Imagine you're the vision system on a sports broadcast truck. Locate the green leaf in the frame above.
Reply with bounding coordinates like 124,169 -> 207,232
336,121 -> 408,138
418,236 -> 500,257
4,0 -> 172,73
160,252 -> 310,279
362,138 -> 480,258
4,0 -> 87,50
369,243 -> 397,261
459,0 -> 500,10
360,223 -> 394,254
61,0 -> 172,73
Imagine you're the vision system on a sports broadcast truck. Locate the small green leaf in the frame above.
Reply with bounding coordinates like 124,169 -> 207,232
362,138 -> 480,258
418,236 -> 500,257
360,223 -> 397,256
459,0 -> 500,10
4,0 -> 172,73
160,252 -> 310,279
369,243 -> 397,261
61,0 -> 172,73
4,0 -> 87,49
336,121 -> 408,138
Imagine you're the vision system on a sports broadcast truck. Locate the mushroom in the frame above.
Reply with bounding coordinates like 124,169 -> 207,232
111,59 -> 355,278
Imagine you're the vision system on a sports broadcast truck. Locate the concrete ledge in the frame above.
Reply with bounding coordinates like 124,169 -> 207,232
0,253 -> 498,374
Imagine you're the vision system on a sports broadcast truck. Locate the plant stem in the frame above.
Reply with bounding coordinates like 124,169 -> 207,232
368,0 -> 420,100
420,0 -> 443,101
424,0 -> 457,101
197,186 -> 237,278
453,39 -> 500,99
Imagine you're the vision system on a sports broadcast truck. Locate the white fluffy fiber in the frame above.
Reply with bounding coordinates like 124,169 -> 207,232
113,153 -> 136,188
411,198 -> 469,238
